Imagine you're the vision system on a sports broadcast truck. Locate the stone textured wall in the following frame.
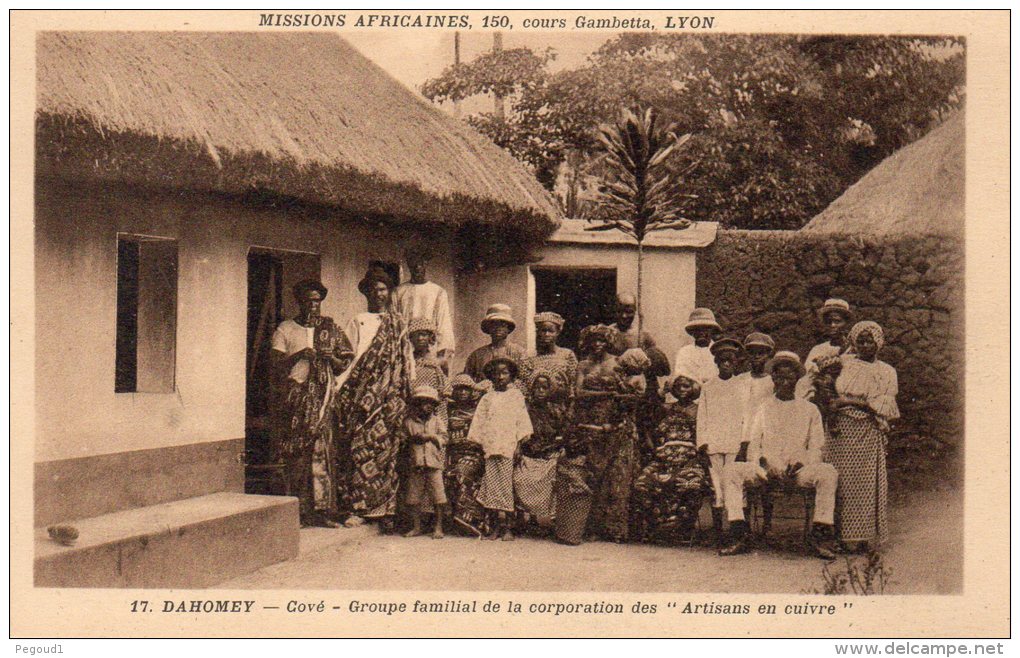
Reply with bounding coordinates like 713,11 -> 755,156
697,230 -> 964,490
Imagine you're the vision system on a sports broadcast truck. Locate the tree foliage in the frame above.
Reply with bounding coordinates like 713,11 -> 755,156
422,34 -> 965,230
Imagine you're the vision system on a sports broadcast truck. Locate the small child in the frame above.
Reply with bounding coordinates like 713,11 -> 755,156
402,385 -> 448,539
408,318 -> 449,425
469,355 -> 533,541
810,354 -> 844,437
616,348 -> 651,395
445,374 -> 487,536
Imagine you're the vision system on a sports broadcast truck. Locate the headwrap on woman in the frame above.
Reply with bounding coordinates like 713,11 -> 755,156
848,320 -> 885,351
533,312 -> 565,329
578,324 -> 620,355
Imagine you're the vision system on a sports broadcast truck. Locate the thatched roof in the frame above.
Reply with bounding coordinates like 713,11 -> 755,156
35,32 -> 560,240
801,111 -> 963,237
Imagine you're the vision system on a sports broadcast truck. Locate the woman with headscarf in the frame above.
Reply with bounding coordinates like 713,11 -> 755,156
334,265 -> 413,533
573,324 -> 639,543
828,321 -> 899,550
523,311 -> 578,400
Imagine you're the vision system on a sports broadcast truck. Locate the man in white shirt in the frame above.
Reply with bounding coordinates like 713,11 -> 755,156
673,307 -> 722,384
393,244 -> 455,372
719,351 -> 838,558
695,336 -> 746,544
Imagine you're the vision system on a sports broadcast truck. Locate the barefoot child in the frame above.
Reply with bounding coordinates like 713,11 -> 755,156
469,355 -> 533,541
402,385 -> 448,539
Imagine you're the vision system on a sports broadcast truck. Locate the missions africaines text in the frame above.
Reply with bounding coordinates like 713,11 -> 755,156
258,13 -> 656,29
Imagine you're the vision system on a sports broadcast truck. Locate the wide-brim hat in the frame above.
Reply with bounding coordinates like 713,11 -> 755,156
685,307 -> 722,335
410,384 -> 441,404
480,303 -> 516,334
743,332 -> 775,352
357,266 -> 395,297
292,278 -> 328,300
481,354 -> 520,379
817,298 -> 852,322
766,350 -> 805,377
709,337 -> 744,356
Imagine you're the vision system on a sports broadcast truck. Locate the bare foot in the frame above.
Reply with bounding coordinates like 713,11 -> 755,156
432,528 -> 444,539
501,529 -> 515,542
404,527 -> 424,538
344,515 -> 364,528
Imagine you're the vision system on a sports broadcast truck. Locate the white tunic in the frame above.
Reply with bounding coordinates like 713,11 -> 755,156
467,387 -> 533,458
673,343 -> 718,384
735,371 -> 774,428
746,396 -> 826,470
344,312 -> 383,362
393,281 -> 456,356
696,374 -> 750,455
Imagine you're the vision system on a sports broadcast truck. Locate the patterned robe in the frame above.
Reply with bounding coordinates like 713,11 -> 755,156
631,403 -> 710,543
334,311 -> 413,518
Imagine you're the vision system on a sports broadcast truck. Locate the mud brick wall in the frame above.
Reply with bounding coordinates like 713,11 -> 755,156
697,230 -> 964,489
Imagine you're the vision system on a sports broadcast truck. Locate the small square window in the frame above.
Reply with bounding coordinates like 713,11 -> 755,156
115,235 -> 178,393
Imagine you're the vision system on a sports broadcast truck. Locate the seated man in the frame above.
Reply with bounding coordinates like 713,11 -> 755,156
719,351 -> 839,559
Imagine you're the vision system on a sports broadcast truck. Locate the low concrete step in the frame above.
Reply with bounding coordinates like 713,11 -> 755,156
35,492 -> 298,588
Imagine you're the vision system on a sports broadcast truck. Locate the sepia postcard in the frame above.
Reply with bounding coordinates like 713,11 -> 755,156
9,8 -> 1009,639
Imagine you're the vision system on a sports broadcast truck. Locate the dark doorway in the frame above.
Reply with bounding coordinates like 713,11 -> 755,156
245,248 -> 320,492
533,267 -> 617,353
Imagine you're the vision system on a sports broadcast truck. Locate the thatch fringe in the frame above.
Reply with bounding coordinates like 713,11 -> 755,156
36,32 -> 560,238
802,111 -> 963,237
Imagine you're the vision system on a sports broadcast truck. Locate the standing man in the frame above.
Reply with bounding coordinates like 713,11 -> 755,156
393,242 -> 456,373
673,307 -> 722,385
609,293 -> 671,463
796,298 -> 852,398
270,279 -> 354,528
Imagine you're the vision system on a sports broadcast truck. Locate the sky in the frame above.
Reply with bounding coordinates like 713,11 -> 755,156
343,31 -> 615,112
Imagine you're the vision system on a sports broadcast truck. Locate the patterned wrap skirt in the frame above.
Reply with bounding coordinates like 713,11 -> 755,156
827,408 -> 889,545
444,441 -> 487,535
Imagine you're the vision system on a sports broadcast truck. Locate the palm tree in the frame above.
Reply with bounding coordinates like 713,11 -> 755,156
586,106 -> 697,336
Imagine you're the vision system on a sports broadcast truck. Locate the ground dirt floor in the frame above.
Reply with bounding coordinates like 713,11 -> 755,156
220,489 -> 962,594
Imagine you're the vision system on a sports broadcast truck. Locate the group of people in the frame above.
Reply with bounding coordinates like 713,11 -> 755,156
271,246 -> 899,559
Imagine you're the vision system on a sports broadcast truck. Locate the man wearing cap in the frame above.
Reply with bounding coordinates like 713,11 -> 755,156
735,332 -> 777,424
695,335 -> 752,543
674,308 -> 722,385
463,304 -> 528,385
524,311 -> 578,399
270,279 -> 354,528
797,298 -> 853,398
719,351 -> 839,558
393,242 -> 456,373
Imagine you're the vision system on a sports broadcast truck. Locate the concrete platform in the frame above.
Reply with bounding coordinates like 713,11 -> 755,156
35,492 -> 298,588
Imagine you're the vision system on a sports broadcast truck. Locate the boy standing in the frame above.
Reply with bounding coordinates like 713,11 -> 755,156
719,352 -> 839,558
696,337 -> 747,543
736,332 -> 776,423
403,385 -> 449,539
464,304 -> 528,385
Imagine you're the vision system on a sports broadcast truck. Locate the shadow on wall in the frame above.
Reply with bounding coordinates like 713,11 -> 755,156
696,230 -> 965,494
